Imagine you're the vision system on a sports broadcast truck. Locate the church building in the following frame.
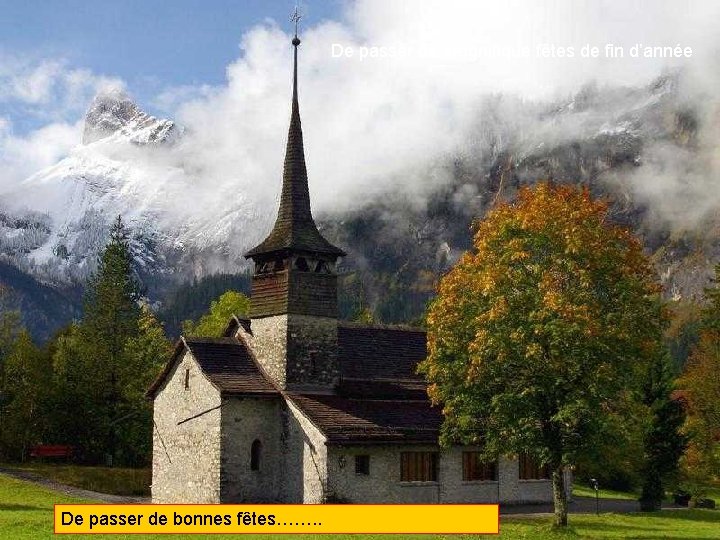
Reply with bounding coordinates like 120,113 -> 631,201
148,29 -> 556,505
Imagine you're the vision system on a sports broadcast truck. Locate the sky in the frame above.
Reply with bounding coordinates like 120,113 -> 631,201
0,0 -> 341,131
1,0 -> 719,221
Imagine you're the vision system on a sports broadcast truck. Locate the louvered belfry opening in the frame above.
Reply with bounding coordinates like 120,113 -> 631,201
245,29 -> 345,320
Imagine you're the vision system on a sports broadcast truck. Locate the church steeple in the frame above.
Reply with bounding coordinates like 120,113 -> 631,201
245,17 -> 344,321
245,17 -> 345,261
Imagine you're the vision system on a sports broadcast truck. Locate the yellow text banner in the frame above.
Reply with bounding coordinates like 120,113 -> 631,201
55,503 -> 499,534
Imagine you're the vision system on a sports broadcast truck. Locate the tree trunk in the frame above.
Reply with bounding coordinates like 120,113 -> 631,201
552,466 -> 568,527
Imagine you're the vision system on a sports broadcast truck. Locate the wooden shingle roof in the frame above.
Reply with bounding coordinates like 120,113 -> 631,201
338,323 -> 427,380
245,37 -> 344,260
286,393 -> 441,444
287,322 -> 439,445
149,319 -> 440,446
146,337 -> 278,398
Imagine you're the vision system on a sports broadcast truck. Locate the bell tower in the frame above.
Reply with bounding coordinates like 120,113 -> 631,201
244,14 -> 345,391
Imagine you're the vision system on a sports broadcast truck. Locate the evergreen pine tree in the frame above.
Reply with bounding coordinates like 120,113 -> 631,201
639,351 -> 687,510
120,305 -> 171,465
0,330 -> 51,460
80,215 -> 141,463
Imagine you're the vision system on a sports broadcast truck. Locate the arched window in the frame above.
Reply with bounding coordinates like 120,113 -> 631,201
250,439 -> 262,471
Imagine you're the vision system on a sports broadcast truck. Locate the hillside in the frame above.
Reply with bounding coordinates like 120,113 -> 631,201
0,72 -> 718,339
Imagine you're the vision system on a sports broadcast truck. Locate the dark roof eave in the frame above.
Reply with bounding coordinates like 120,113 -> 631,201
244,242 -> 346,259
325,436 -> 440,445
220,390 -> 279,398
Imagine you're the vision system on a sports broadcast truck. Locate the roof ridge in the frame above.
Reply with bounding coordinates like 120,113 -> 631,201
184,336 -> 239,343
338,322 -> 426,333
341,377 -> 425,382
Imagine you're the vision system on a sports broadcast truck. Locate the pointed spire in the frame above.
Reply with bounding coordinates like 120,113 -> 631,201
245,15 -> 345,260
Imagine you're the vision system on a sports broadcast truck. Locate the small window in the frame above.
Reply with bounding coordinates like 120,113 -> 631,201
519,453 -> 550,480
295,257 -> 310,271
355,455 -> 370,475
400,452 -> 438,482
462,452 -> 497,481
250,440 -> 262,471
184,368 -> 190,390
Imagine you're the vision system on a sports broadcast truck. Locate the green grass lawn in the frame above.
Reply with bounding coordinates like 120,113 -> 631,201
572,484 -> 637,501
0,463 -> 150,496
1,473 -> 719,540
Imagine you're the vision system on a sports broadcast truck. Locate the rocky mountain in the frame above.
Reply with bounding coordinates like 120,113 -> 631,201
0,90 -> 265,285
82,89 -> 180,145
0,73 -> 718,340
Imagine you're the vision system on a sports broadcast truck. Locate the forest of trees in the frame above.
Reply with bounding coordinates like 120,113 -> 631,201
0,217 -> 249,466
0,197 -> 718,515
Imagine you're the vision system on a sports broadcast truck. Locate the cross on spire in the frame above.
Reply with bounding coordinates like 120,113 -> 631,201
291,4 -> 302,44
244,3 -> 345,262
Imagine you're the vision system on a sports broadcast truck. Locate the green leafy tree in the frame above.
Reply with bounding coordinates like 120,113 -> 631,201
639,352 -> 687,510
353,307 -> 377,325
678,264 -> 720,501
118,305 -> 171,465
182,290 -> 250,337
419,183 -> 666,526
702,263 -> 720,331
573,394 -> 646,492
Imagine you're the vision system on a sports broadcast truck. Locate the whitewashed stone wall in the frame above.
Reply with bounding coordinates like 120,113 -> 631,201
281,400 -> 328,503
327,445 -> 441,503
326,446 -> 553,504
248,316 -> 288,388
220,398 -> 282,502
151,350 -> 222,503
440,447 -> 502,503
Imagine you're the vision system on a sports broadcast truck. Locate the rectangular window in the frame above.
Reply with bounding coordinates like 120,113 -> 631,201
184,368 -> 190,390
519,453 -> 550,480
355,455 -> 370,475
462,452 -> 497,481
400,452 -> 438,482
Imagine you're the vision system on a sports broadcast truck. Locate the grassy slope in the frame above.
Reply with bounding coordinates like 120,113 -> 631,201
572,484 -> 637,501
2,474 -> 719,540
0,463 -> 150,496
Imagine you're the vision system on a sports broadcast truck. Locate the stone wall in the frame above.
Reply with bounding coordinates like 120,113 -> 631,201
247,315 -> 288,388
497,456 -> 554,503
247,314 -> 338,389
282,400 -> 328,503
286,315 -> 338,387
151,350 -> 222,503
220,397 -> 282,502
325,445 -> 553,504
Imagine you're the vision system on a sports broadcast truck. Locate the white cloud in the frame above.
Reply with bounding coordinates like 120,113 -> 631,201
165,0 -> 720,217
0,53 -> 123,119
0,55 -> 123,193
0,118 -> 82,193
2,0 -> 720,230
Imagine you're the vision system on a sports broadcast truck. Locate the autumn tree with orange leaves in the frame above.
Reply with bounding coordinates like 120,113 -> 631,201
678,264 -> 720,502
419,182 -> 666,527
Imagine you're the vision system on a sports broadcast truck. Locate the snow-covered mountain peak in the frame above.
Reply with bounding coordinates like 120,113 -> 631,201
83,89 -> 180,145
